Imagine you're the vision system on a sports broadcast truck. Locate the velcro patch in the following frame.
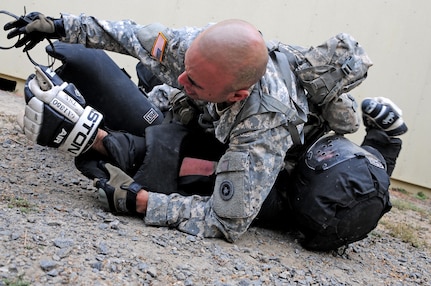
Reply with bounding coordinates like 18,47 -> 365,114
219,181 -> 234,201
151,32 -> 167,62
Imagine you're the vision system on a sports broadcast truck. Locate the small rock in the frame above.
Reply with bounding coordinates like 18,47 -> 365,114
53,238 -> 74,249
40,260 -> 57,272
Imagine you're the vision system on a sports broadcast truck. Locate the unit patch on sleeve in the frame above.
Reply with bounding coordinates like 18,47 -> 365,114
151,32 -> 168,62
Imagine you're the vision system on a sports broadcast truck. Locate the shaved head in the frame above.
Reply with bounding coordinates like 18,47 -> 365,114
192,19 -> 268,91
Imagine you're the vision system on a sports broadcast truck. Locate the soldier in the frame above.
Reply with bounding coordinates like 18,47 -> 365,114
4,12 -> 389,245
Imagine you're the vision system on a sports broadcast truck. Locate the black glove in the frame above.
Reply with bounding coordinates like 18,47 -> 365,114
23,65 -> 103,156
74,131 -> 147,180
94,163 -> 143,214
75,149 -> 111,180
4,12 -> 65,51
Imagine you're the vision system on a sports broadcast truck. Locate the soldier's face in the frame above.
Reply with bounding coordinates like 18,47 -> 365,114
178,41 -> 235,103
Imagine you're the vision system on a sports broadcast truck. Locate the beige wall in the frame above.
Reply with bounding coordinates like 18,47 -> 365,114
1,0 -> 430,190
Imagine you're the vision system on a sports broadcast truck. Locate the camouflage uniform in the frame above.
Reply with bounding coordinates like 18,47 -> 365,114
59,14 -> 355,242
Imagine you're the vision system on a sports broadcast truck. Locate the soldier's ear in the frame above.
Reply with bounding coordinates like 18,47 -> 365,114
227,89 -> 249,102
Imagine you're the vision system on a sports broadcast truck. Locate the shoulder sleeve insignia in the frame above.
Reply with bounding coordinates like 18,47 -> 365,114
219,181 -> 234,201
151,32 -> 168,62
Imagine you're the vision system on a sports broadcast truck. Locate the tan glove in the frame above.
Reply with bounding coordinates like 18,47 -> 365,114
4,12 -> 64,51
94,163 -> 143,214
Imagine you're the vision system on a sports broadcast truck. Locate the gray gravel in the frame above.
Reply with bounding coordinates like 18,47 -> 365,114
0,91 -> 430,285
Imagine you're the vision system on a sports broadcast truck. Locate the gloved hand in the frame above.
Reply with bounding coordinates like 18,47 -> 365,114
94,163 -> 143,214
74,131 -> 147,180
4,12 -> 65,51
23,65 -> 103,156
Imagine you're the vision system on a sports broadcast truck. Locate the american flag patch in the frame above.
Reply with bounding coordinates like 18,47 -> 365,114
151,32 -> 167,62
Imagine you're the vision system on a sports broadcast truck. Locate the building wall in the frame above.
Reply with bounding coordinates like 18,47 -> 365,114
1,0 -> 430,189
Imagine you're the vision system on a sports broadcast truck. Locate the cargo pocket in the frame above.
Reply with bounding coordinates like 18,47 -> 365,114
212,152 -> 251,219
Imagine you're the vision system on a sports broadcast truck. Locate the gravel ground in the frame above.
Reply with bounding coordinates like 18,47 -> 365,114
0,90 -> 430,286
